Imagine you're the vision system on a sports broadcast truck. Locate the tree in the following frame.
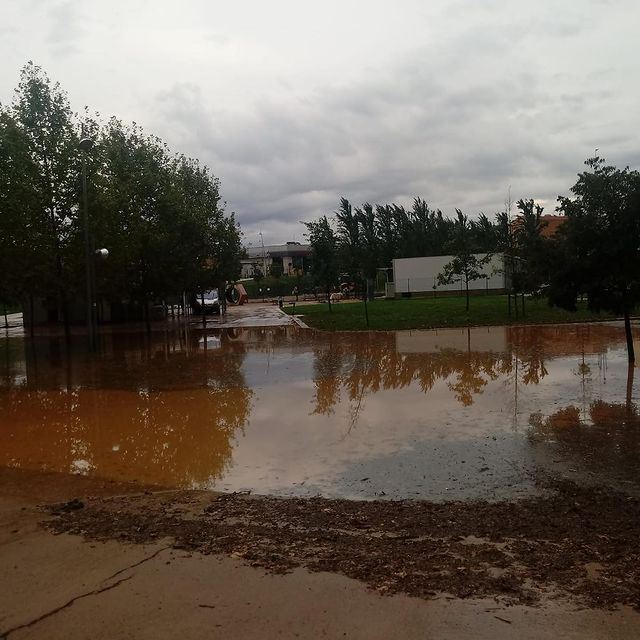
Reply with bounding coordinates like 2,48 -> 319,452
0,109 -> 44,329
374,203 -> 397,268
548,157 -> 640,361
335,197 -> 360,285
1,63 -> 242,332
438,210 -> 492,311
355,202 -> 378,300
513,199 -> 549,300
473,213 -> 499,253
305,216 -> 339,312
8,62 -> 79,334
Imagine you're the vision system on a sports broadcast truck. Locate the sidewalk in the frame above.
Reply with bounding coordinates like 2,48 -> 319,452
208,301 -> 296,328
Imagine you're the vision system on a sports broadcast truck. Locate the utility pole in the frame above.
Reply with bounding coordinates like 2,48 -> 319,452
259,231 -> 267,277
79,137 -> 95,350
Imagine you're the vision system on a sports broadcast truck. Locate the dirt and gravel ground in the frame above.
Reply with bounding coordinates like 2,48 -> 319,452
2,467 -> 640,639
45,478 -> 640,610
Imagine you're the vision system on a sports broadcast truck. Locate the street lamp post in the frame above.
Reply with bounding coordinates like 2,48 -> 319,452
259,231 -> 267,277
79,137 -> 95,349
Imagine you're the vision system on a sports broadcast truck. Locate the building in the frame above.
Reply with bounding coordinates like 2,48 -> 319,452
391,253 -> 508,296
511,214 -> 565,238
240,241 -> 312,278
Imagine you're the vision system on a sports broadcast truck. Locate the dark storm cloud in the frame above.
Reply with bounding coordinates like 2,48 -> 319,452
4,0 -> 632,244
152,48 -> 595,242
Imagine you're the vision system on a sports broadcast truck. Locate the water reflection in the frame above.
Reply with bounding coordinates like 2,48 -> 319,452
0,322 -> 636,498
1,329 -> 252,487
311,324 -> 619,415
529,394 -> 640,482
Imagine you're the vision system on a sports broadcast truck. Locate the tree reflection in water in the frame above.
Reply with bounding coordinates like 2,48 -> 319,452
310,328 -> 553,415
311,324 -> 625,429
0,328 -> 252,487
529,395 -> 640,480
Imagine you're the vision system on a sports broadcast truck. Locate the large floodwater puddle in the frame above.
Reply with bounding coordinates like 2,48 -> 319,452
1,323 -> 639,500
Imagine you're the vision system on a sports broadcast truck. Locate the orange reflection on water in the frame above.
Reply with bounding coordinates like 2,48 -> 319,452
1,386 -> 251,487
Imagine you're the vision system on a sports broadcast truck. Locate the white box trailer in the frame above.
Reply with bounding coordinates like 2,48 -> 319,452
392,253 -> 507,295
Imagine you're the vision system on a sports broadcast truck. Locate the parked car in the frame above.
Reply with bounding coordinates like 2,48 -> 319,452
192,289 -> 220,315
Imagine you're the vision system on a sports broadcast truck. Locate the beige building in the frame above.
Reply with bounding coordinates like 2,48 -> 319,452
240,242 -> 312,278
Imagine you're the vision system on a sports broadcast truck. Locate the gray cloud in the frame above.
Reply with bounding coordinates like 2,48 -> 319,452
46,1 -> 84,57
1,0 -> 639,244
151,53 -> 609,241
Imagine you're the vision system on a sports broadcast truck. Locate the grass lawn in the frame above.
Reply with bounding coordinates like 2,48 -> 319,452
285,295 -> 617,331
2,304 -> 21,315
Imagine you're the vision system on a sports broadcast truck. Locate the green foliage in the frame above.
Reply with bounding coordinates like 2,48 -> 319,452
0,63 -> 242,318
304,215 -> 339,300
513,198 -> 549,295
438,210 -> 492,310
335,197 -> 360,282
243,273 -> 313,299
306,196 -> 506,299
548,156 -> 640,359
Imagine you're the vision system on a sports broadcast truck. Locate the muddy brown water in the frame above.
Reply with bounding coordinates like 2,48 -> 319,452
1,322 -> 639,500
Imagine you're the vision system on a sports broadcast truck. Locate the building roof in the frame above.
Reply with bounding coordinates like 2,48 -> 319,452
244,242 -> 312,259
538,215 -> 565,238
511,215 -> 565,239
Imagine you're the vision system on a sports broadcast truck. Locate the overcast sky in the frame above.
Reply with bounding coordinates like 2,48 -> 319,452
2,0 -> 639,245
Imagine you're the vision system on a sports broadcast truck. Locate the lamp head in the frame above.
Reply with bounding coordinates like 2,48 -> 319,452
79,138 -> 94,151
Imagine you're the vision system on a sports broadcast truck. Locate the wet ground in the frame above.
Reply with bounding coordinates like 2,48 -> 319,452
4,469 -> 638,640
2,319 -> 639,500
44,478 -> 640,610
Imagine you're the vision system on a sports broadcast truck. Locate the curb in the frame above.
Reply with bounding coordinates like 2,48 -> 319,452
277,307 -> 310,329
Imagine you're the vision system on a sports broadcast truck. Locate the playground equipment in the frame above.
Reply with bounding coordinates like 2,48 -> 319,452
226,283 -> 248,305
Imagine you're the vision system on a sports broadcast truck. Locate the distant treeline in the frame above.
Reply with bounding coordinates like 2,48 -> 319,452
303,196 -> 545,297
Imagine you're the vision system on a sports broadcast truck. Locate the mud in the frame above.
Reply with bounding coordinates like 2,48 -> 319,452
46,479 -> 640,611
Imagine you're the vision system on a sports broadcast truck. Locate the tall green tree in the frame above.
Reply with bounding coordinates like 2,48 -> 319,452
335,197 -> 360,285
548,157 -> 640,361
355,202 -> 378,300
305,216 -> 339,311
9,62 -> 80,332
513,198 -> 549,298
0,110 -> 44,325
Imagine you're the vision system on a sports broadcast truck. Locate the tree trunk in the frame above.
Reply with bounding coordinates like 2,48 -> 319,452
626,361 -> 634,414
465,281 -> 469,312
29,294 -> 35,339
143,296 -> 151,334
3,305 -> 7,330
624,308 -> 635,362
220,282 -> 227,316
60,286 -> 70,340
327,285 -> 332,313
367,277 -> 374,302
521,292 -> 525,318
55,251 -> 70,341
